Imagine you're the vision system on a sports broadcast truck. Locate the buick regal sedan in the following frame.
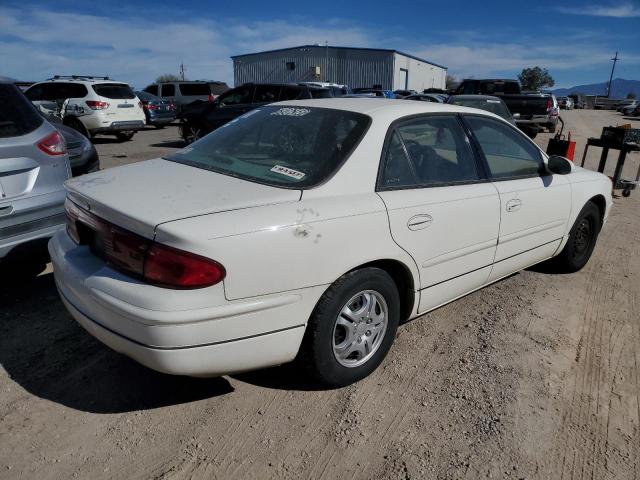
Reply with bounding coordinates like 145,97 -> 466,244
50,99 -> 612,387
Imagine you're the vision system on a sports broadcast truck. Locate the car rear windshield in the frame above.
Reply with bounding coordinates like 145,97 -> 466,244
165,106 -> 370,188
178,83 -> 211,96
0,84 -> 44,138
92,83 -> 136,99
451,98 -> 511,120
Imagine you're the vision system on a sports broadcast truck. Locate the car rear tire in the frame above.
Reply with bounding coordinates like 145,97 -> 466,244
116,131 -> 135,142
66,117 -> 89,138
181,123 -> 202,145
297,268 -> 400,388
548,201 -> 601,273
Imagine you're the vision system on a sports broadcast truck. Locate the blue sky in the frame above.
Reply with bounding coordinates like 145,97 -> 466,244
1,0 -> 639,89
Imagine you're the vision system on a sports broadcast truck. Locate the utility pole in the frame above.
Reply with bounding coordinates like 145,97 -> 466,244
606,51 -> 619,98
179,61 -> 186,81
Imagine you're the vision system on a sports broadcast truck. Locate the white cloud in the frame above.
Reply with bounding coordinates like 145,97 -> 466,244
555,2 -> 640,17
0,7 -> 377,87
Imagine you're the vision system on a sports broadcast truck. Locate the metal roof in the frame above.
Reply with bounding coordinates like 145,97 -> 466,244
231,45 -> 447,70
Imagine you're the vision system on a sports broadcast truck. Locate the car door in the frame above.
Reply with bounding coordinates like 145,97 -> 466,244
377,114 -> 501,314
204,85 -> 255,130
463,115 -> 571,282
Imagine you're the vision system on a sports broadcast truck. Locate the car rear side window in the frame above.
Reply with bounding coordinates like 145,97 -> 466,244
380,116 -> 480,189
217,86 -> 253,106
253,85 -> 280,103
160,84 -> 175,97
93,83 -> 135,99
279,87 -> 305,101
178,83 -> 211,96
0,84 -> 44,138
466,116 -> 542,179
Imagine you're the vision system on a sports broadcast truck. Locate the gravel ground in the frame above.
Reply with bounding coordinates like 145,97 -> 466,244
1,109 -> 639,480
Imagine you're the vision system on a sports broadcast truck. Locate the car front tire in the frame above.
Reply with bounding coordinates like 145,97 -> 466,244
297,267 -> 400,388
549,201 -> 601,273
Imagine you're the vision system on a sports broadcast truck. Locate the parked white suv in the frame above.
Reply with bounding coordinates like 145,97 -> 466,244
25,76 -> 146,142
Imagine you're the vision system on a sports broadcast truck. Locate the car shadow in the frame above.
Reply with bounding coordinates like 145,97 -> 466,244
149,140 -> 185,148
232,363 -> 339,392
0,270 -> 233,414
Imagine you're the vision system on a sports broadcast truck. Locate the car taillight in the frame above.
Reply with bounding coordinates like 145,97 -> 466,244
145,243 -> 226,288
138,101 -> 143,109
37,131 -> 66,156
208,94 -> 215,102
65,200 -> 225,289
546,98 -> 553,110
86,100 -> 109,110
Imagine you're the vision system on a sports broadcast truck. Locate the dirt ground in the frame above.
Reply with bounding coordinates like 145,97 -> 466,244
1,109 -> 639,480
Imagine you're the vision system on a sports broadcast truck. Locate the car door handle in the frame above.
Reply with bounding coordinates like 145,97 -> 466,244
0,205 -> 13,217
407,214 -> 433,231
506,199 -> 522,212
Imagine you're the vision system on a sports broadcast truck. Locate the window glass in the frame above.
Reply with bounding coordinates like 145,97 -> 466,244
217,86 -> 253,106
93,83 -> 135,99
160,84 -> 175,97
165,106 -> 370,188
383,116 -> 479,187
0,84 -> 44,138
178,83 -> 211,96
278,87 -> 303,101
68,84 -> 88,98
253,85 -> 280,103
145,85 -> 159,95
450,97 -> 511,120
24,84 -> 44,101
467,116 -> 542,178
380,132 -> 416,188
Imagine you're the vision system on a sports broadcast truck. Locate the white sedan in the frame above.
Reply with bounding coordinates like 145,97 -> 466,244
50,99 -> 612,387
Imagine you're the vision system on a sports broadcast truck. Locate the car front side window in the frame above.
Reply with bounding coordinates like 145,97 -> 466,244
465,116 -> 543,179
380,115 -> 480,189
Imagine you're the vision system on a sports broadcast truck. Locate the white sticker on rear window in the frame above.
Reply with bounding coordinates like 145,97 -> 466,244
486,100 -> 501,103
271,107 -> 310,117
270,165 -> 306,179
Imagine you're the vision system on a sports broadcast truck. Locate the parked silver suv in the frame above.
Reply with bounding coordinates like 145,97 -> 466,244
0,83 -> 69,265
143,81 -> 213,113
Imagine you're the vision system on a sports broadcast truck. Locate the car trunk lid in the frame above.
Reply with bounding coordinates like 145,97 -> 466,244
65,158 -> 301,238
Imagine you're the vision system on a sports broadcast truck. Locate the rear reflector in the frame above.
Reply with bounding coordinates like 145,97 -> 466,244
37,131 -> 66,156
65,199 -> 225,289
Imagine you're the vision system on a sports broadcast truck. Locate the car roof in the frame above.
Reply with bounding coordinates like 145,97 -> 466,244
271,98 -> 503,119
450,95 -> 504,101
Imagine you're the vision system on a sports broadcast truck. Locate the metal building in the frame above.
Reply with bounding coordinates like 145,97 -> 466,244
231,45 -> 447,91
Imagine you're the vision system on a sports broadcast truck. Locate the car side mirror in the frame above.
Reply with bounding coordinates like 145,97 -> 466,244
547,155 -> 572,175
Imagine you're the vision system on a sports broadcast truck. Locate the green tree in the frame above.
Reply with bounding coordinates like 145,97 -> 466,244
627,92 -> 637,99
155,73 -> 182,83
445,74 -> 458,90
518,66 -> 555,91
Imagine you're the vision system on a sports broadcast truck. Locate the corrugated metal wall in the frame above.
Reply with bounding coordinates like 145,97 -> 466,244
233,46 -> 395,89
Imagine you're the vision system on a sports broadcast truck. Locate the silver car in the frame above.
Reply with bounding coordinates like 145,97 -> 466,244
0,82 -> 69,265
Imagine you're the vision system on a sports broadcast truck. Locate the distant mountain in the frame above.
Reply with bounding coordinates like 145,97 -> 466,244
551,78 -> 639,98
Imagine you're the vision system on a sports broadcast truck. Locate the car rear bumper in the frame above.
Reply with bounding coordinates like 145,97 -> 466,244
49,231 -> 323,376
91,120 -> 146,134
0,189 -> 66,259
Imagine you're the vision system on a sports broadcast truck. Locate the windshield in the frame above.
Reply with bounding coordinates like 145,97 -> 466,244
451,98 -> 511,120
165,106 -> 370,188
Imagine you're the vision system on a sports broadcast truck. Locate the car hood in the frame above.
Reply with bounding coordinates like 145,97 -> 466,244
65,158 -> 301,239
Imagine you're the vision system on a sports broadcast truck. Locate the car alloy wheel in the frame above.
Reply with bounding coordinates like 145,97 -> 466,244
332,290 -> 388,368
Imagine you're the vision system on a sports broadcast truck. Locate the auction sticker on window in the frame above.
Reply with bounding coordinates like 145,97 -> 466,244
271,107 -> 310,117
270,165 -> 306,180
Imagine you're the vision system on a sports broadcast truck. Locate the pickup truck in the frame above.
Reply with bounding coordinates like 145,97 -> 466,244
453,79 -> 556,138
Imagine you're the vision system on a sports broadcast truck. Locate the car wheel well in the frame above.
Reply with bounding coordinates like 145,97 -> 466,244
588,195 -> 606,224
63,116 -> 89,137
348,259 -> 416,323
